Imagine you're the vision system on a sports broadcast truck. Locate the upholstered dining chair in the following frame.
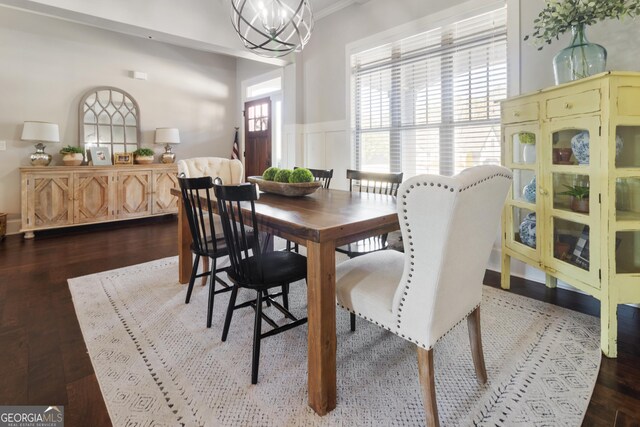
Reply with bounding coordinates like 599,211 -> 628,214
335,165 -> 512,426
214,182 -> 308,384
178,157 -> 244,285
336,169 -> 403,331
178,176 -> 234,329
286,167 -> 334,252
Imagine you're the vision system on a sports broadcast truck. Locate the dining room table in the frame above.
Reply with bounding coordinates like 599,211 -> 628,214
170,185 -> 400,415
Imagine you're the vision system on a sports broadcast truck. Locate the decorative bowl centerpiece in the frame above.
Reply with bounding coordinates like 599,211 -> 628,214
248,177 -> 322,197
248,167 -> 321,197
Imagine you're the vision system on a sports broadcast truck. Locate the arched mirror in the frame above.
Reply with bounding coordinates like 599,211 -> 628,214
79,86 -> 141,155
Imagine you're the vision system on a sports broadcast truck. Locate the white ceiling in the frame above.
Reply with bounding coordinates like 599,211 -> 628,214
0,0 -> 371,65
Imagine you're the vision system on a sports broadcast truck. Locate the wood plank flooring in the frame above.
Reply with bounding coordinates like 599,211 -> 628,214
0,217 -> 638,426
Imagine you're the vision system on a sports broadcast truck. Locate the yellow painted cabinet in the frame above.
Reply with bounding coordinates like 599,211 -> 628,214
21,164 -> 178,238
501,72 -> 640,358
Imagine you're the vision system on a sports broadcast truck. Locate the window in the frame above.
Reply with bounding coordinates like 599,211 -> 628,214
351,7 -> 507,176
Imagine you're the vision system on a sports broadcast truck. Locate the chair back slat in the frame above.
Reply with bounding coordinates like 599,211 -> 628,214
178,176 -> 218,255
215,183 -> 262,284
346,169 -> 403,196
294,167 -> 334,189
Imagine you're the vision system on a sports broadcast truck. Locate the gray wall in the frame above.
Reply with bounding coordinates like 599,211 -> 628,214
303,0 -> 640,124
0,7 -> 237,233
519,0 -> 640,93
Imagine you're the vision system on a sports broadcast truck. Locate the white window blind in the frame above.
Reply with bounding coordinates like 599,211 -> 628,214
351,7 -> 507,176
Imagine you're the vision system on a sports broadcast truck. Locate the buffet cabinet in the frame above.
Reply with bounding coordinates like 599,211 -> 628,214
21,164 -> 179,238
501,71 -> 640,358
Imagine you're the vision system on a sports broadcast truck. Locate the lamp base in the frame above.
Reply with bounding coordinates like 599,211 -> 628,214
30,143 -> 52,166
160,143 -> 176,164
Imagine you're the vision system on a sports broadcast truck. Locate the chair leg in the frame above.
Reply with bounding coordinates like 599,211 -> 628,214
286,240 -> 292,251
281,284 -> 289,310
185,254 -> 200,304
350,313 -> 356,332
417,347 -> 439,427
294,243 -> 299,253
221,285 -> 239,342
467,306 -> 487,384
206,257 -> 217,328
201,257 -> 210,286
251,291 -> 263,385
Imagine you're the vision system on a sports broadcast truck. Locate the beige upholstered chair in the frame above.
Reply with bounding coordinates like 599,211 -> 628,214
177,157 -> 244,183
177,157 -> 244,285
335,165 -> 512,426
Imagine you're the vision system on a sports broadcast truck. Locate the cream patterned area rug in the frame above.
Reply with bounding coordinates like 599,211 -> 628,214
68,256 -> 601,427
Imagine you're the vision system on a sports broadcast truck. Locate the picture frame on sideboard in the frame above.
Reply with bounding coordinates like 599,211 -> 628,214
87,146 -> 112,166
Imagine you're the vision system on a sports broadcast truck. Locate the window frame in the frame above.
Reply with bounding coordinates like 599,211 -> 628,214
345,0 -> 518,174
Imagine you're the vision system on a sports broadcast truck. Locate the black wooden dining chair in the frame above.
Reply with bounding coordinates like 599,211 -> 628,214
214,182 -> 308,384
295,166 -> 334,188
178,176 -> 234,329
335,169 -> 403,331
286,167 -> 334,252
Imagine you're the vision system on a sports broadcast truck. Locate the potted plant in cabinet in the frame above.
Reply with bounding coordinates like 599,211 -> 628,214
59,145 -> 84,166
560,184 -> 589,213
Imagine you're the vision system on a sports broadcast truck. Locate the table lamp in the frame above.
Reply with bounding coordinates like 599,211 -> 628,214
21,121 -> 60,166
155,128 -> 180,164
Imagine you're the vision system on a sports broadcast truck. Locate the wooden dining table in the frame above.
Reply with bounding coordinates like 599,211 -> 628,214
170,186 -> 399,415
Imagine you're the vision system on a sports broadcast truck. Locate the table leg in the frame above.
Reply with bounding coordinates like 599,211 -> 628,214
306,240 -> 337,415
177,196 -> 191,284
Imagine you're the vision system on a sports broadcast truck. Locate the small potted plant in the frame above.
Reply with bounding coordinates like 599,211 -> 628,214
518,132 -> 536,164
133,148 -> 155,164
560,184 -> 590,213
59,145 -> 84,166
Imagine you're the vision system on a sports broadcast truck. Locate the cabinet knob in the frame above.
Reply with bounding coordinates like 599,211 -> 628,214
539,188 -> 548,196
513,111 -> 520,117
564,102 -> 573,109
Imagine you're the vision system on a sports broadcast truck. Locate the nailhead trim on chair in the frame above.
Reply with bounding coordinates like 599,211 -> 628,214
391,173 -> 512,349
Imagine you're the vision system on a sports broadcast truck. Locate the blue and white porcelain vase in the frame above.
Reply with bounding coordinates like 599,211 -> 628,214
571,131 -> 623,165
519,213 -> 536,248
523,177 -> 536,203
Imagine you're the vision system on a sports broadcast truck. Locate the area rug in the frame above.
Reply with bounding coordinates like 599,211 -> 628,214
68,255 -> 601,427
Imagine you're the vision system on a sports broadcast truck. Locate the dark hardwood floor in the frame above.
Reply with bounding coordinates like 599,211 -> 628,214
0,217 -> 638,426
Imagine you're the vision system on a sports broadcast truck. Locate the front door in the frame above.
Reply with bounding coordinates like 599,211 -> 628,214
244,97 -> 272,178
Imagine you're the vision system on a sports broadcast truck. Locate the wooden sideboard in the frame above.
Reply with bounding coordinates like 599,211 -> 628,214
20,164 -> 179,238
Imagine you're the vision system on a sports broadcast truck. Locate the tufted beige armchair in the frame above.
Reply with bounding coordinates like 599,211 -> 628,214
177,157 -> 244,285
177,157 -> 244,183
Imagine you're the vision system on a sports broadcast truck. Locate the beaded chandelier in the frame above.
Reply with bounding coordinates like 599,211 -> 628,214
231,0 -> 314,58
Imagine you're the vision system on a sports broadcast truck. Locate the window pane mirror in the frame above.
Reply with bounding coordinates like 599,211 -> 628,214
79,87 -> 141,156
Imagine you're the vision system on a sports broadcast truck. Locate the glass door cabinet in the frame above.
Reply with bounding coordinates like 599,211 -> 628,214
501,72 -> 640,358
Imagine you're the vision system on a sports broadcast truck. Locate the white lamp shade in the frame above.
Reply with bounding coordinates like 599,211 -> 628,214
155,128 -> 181,144
21,121 -> 60,143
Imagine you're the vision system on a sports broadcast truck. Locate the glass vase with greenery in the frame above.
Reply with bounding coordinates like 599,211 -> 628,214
525,0 -> 640,83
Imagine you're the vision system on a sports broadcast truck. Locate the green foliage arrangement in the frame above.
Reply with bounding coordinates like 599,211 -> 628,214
59,145 -> 83,154
262,167 -> 280,181
289,168 -> 314,183
560,184 -> 590,200
519,132 -> 536,145
525,0 -> 640,50
133,148 -> 155,157
274,169 -> 292,183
